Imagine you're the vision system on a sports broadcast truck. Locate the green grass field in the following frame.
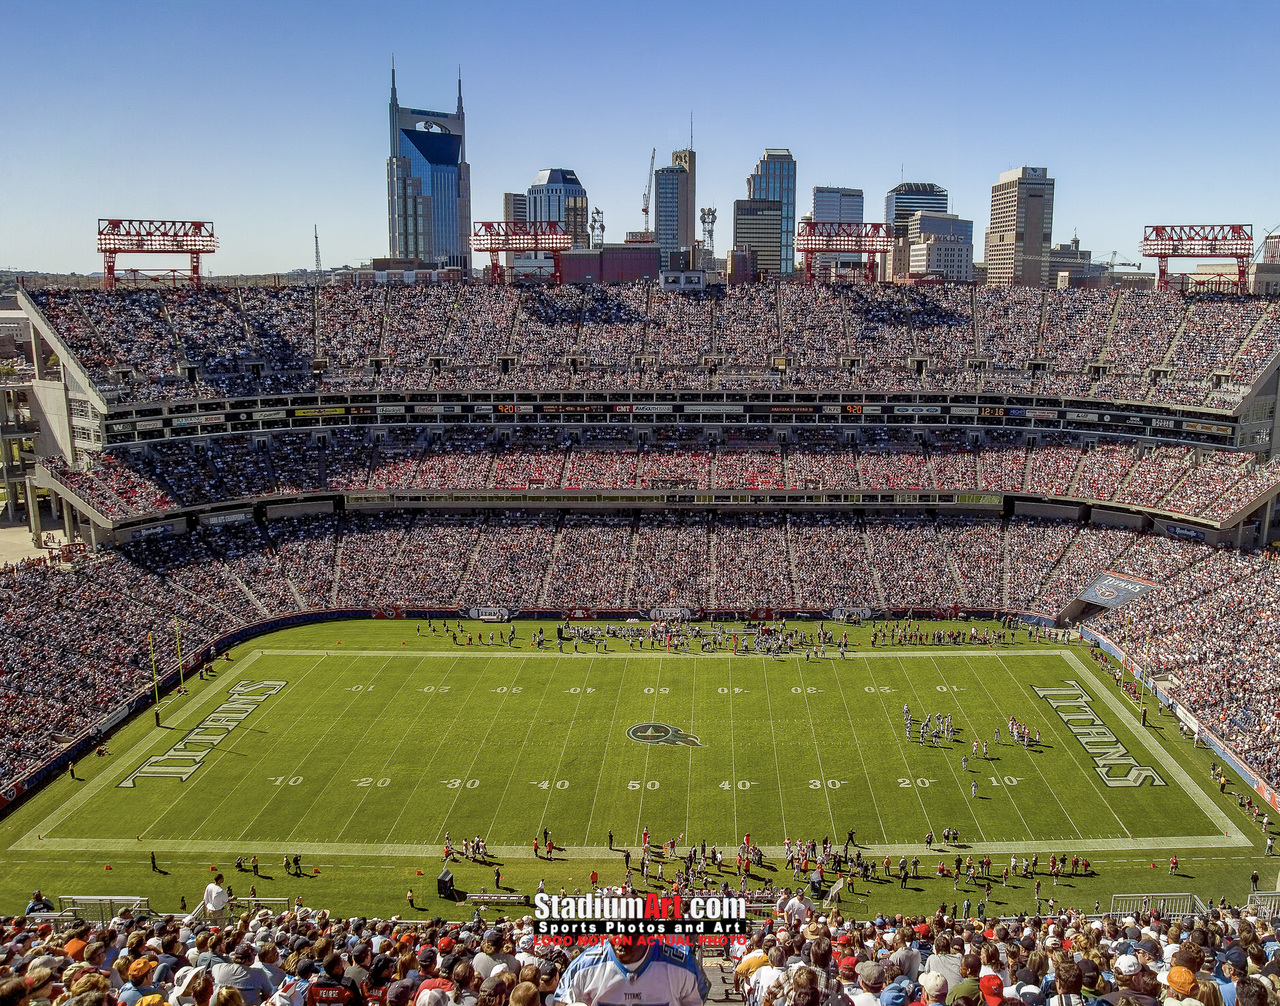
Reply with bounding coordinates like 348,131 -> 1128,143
0,619 -> 1273,920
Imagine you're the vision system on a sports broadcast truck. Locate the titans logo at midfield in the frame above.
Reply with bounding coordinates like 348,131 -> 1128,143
627,722 -> 704,747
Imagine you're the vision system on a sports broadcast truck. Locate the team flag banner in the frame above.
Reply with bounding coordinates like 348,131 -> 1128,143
1077,570 -> 1158,609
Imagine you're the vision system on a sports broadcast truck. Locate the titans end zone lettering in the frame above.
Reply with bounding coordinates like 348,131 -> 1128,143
1033,680 -> 1165,787
118,680 -> 287,788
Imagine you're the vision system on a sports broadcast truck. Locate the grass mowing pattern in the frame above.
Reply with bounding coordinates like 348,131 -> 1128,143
2,619 -> 1267,919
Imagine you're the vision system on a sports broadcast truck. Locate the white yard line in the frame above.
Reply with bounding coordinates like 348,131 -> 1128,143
532,656 -> 595,844
581,656 -> 633,848
901,656 -> 1021,838
792,658 -> 838,837
433,657 -> 532,843
826,655 -> 890,844
380,654 -> 488,843
214,654 -> 362,843
870,656 -> 982,840
1062,650 -> 1248,844
758,655 -> 789,842
683,659 -> 697,847
941,655 -> 1059,838
486,655 -> 560,842
993,653 -> 1131,840
318,655 -> 432,840
631,655 -> 665,846
14,651 -> 270,848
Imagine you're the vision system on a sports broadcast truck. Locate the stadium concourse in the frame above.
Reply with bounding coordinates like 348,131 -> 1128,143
3,898 -> 1280,1006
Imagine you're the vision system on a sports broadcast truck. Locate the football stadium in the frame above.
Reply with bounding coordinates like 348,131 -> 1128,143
5,17 -> 1280,1006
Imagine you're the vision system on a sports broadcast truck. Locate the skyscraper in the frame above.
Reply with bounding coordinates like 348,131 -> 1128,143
732,199 -> 783,278
502,193 -> 527,268
653,164 -> 692,265
884,182 -> 949,233
883,183 -> 948,281
527,169 -> 589,248
812,187 -> 864,274
671,148 -> 697,251
907,212 -> 974,282
386,68 -> 471,270
984,167 -> 1055,287
747,149 -> 796,275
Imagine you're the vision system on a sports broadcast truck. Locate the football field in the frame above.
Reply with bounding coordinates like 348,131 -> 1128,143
3,618 -> 1269,919
13,621 -> 1244,860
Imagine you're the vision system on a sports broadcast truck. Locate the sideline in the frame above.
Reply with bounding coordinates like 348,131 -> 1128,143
12,652 -> 267,850
13,649 -> 1253,858
1061,650 -> 1249,846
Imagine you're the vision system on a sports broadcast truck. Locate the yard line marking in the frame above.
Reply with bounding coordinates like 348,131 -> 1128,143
1063,651 -> 1247,844
533,656 -> 595,844
949,655 -> 1065,834
586,655 -> 634,844
683,658 -> 697,847
827,655 -> 889,845
582,656 -> 634,848
14,650 -> 271,848
759,656 -> 788,843
728,658 -> 740,844
433,655 -> 533,843
219,653 -> 367,844
632,655 -> 665,847
908,655 -> 1025,838
142,650 -> 337,839
486,654 -> 565,842
325,653 -> 437,840
278,655 -> 401,845
793,659 -> 837,837
870,656 -> 975,840
380,653 -> 494,844
996,654 -> 1131,838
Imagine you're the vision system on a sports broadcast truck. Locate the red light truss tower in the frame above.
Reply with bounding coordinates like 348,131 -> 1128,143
471,221 -> 574,284
1140,224 -> 1253,293
795,221 -> 895,284
97,219 -> 218,290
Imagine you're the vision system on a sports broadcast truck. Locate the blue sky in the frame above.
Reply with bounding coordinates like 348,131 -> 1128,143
2,0 -> 1277,275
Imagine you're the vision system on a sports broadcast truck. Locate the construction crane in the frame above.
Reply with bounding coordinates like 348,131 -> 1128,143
313,225 -> 322,286
1250,224 -> 1280,265
641,147 -> 656,235
1099,250 -> 1141,270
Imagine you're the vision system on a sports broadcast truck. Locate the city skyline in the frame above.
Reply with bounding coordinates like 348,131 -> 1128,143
2,0 -> 1277,276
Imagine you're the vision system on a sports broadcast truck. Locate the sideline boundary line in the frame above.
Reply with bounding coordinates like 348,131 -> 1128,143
13,651 -> 268,849
11,649 -> 1254,858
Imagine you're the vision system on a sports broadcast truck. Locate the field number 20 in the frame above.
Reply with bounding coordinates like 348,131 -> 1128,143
897,777 -> 935,788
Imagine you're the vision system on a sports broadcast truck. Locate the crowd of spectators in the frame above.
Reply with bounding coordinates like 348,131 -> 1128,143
41,436 -> 1280,527
7,509 -> 1280,790
29,284 -> 1276,406
7,898 -> 1280,1006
